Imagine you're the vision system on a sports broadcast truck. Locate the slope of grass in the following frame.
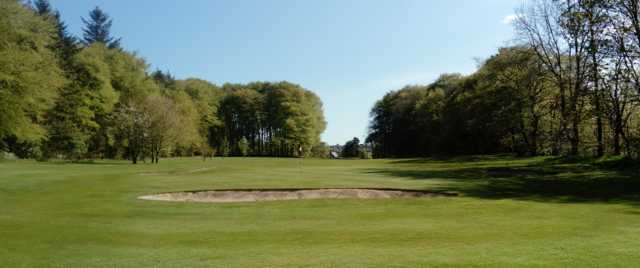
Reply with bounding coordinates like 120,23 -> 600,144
1,156 -> 639,267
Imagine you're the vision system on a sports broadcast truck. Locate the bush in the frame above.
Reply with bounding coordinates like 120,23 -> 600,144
341,137 -> 361,158
238,137 -> 249,156
1,151 -> 17,160
310,142 -> 330,158
219,139 -> 230,157
359,150 -> 372,159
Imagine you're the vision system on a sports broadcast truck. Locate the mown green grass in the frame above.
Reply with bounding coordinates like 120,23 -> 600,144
1,156 -> 639,267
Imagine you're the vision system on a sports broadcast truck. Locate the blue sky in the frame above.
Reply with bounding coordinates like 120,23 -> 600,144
51,0 -> 521,145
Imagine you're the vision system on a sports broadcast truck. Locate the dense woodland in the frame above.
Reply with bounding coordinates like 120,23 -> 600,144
0,0 -> 326,163
7,0 -> 640,162
368,0 -> 640,158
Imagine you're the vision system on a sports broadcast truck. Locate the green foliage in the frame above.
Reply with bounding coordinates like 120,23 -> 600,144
151,70 -> 177,89
341,137 -> 361,158
219,82 -> 326,157
175,78 -> 224,151
73,44 -> 119,112
33,0 -> 52,15
166,90 -> 201,152
310,142 -> 330,158
219,137 -> 230,157
0,0 -> 65,145
359,149 -> 372,159
44,43 -> 145,159
44,84 -> 99,159
0,1 -> 327,161
368,47 -> 557,158
103,47 -> 154,104
112,101 -> 144,163
32,0 -> 79,69
143,94 -> 181,163
81,6 -> 120,48
237,137 -> 249,156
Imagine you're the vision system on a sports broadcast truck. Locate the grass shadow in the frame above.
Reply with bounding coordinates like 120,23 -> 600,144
368,155 -> 640,205
45,159 -> 132,165
389,154 -> 534,165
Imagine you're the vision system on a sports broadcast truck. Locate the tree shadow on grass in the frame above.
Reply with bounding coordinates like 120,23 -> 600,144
367,156 -> 640,206
46,160 -> 132,165
389,154 -> 524,165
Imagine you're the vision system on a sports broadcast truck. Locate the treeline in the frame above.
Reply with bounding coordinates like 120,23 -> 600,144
0,0 -> 326,163
340,137 -> 372,158
368,0 -> 640,158
217,82 -> 326,157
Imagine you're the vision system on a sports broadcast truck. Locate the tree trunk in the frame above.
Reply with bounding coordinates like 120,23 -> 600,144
570,114 -> 580,156
612,106 -> 625,156
590,19 -> 604,157
527,126 -> 538,156
613,126 -> 621,155
596,111 -> 604,156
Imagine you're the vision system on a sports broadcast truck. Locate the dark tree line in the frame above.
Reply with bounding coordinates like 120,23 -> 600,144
368,1 -> 640,159
368,0 -> 640,158
0,0 -> 326,163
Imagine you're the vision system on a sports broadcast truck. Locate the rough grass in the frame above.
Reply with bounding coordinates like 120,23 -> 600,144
1,156 -> 639,267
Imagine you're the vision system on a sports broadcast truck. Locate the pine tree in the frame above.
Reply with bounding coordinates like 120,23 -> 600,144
33,0 -> 52,16
32,0 -> 78,70
151,70 -> 177,89
52,11 -> 79,67
81,6 -> 121,48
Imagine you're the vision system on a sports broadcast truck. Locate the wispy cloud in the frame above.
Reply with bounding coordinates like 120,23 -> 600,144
502,14 -> 521,25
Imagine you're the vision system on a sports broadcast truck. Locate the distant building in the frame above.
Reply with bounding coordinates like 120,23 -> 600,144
330,151 -> 340,159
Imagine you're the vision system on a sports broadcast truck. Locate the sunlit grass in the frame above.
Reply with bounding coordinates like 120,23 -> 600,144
1,156 -> 639,267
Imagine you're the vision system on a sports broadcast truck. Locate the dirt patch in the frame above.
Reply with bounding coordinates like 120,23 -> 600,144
138,188 -> 457,203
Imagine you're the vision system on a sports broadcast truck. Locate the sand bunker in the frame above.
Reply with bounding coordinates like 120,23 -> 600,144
139,188 -> 457,203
